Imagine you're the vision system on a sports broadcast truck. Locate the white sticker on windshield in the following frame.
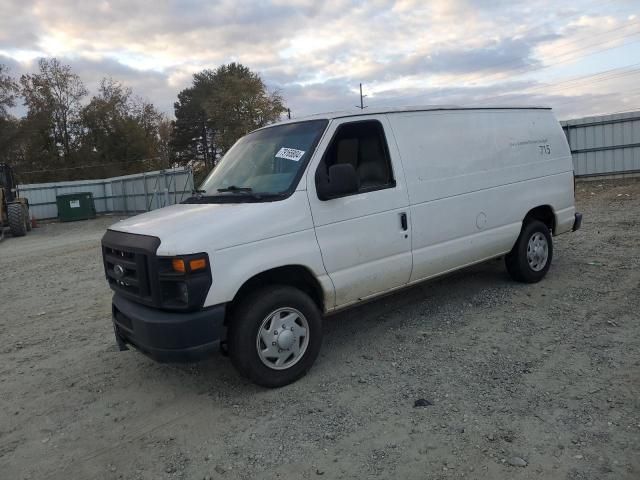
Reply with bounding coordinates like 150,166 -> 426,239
275,147 -> 306,162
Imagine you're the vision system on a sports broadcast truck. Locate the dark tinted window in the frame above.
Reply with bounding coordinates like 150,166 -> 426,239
320,120 -> 394,191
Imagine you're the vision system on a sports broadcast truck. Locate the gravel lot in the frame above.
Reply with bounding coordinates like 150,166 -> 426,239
1,179 -> 639,480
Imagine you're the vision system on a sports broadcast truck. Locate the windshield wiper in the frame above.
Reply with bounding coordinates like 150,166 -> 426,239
217,185 -> 253,193
182,191 -> 286,204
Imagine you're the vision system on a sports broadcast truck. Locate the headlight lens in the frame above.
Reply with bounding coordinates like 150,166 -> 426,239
158,253 -> 211,310
177,282 -> 189,304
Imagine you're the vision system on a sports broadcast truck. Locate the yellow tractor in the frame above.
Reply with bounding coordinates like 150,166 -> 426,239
0,163 -> 31,238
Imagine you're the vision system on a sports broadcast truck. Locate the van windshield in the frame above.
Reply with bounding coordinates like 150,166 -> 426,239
198,120 -> 328,200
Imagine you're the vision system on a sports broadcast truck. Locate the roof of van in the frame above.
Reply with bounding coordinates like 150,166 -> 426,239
278,105 -> 552,123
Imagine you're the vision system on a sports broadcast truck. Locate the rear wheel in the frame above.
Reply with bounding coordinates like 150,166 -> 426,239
505,219 -> 553,283
7,203 -> 27,237
228,285 -> 323,388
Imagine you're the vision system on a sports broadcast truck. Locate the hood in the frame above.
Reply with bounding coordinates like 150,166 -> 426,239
108,191 -> 313,256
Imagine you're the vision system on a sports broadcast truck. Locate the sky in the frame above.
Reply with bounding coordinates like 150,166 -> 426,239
0,0 -> 639,121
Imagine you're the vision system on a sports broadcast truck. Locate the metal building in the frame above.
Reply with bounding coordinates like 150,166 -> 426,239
561,110 -> 640,177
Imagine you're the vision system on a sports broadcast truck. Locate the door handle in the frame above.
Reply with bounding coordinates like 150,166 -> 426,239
400,212 -> 408,231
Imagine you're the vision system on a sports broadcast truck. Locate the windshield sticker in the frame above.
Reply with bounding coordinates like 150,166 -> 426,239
275,147 -> 306,162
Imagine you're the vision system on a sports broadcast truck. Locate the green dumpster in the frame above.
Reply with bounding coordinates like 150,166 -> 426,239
56,192 -> 96,222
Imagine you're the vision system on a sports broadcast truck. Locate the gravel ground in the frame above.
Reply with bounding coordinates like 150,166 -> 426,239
1,180 -> 639,480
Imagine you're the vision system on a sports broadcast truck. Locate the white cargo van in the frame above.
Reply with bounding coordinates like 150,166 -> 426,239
102,106 -> 582,387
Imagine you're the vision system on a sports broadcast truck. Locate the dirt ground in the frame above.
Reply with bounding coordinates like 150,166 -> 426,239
1,179 -> 639,480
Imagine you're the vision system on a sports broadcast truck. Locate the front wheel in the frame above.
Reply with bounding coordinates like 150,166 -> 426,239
505,219 -> 553,283
7,203 -> 27,237
228,285 -> 323,388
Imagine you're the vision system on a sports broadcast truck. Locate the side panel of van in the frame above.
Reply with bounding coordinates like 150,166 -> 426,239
387,109 -> 574,283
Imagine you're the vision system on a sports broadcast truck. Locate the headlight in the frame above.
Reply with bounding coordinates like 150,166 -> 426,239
158,253 -> 211,310
177,282 -> 189,304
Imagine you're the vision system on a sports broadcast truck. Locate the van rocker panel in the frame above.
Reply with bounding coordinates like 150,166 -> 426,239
112,293 -> 226,362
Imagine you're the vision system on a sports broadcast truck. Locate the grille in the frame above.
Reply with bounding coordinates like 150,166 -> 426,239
103,245 -> 151,300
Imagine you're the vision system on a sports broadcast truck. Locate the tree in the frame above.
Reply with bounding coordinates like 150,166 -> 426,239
0,64 -> 18,119
0,60 -> 175,183
157,116 -> 174,168
1,59 -> 287,184
172,63 -> 286,170
20,58 -> 87,167
205,63 -> 285,154
0,65 -> 21,167
79,78 -> 167,178
172,70 -> 218,169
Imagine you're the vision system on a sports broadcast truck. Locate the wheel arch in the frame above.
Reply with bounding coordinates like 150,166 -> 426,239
228,265 -> 326,323
523,205 -> 556,234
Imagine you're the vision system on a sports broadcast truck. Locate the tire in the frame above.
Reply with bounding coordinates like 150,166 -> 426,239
228,285 -> 323,388
25,206 -> 32,231
7,203 -> 27,237
505,219 -> 553,283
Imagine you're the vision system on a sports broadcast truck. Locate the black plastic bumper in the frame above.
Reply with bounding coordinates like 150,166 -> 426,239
112,294 -> 226,363
573,212 -> 583,231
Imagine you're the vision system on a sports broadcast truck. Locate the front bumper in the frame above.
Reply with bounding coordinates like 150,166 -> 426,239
112,294 -> 226,363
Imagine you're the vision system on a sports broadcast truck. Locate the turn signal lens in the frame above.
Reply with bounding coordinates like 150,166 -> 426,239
189,258 -> 207,271
171,257 -> 207,273
172,259 -> 186,273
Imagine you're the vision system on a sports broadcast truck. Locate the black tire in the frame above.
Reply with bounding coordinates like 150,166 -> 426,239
25,206 -> 32,231
505,219 -> 553,283
7,203 -> 27,237
228,285 -> 323,388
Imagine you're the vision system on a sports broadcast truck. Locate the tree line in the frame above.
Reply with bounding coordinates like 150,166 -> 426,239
0,59 -> 286,184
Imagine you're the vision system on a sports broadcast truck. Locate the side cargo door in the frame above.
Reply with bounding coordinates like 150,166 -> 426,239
306,116 -> 412,308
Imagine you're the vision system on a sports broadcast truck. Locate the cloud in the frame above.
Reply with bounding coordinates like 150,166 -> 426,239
0,0 -> 638,121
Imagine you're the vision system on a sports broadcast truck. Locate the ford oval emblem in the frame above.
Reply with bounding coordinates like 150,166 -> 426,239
113,264 -> 125,278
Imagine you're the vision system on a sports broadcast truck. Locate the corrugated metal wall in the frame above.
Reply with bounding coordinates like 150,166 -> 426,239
561,111 -> 640,177
19,167 -> 194,220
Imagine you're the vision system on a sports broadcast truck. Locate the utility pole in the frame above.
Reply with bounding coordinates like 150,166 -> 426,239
356,83 -> 368,110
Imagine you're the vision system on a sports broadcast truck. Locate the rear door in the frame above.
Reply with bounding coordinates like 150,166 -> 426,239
306,116 -> 412,308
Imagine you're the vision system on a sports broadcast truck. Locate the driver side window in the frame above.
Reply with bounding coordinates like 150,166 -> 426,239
319,120 -> 395,193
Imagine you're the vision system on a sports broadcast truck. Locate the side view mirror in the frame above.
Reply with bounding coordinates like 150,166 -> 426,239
317,163 -> 360,200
